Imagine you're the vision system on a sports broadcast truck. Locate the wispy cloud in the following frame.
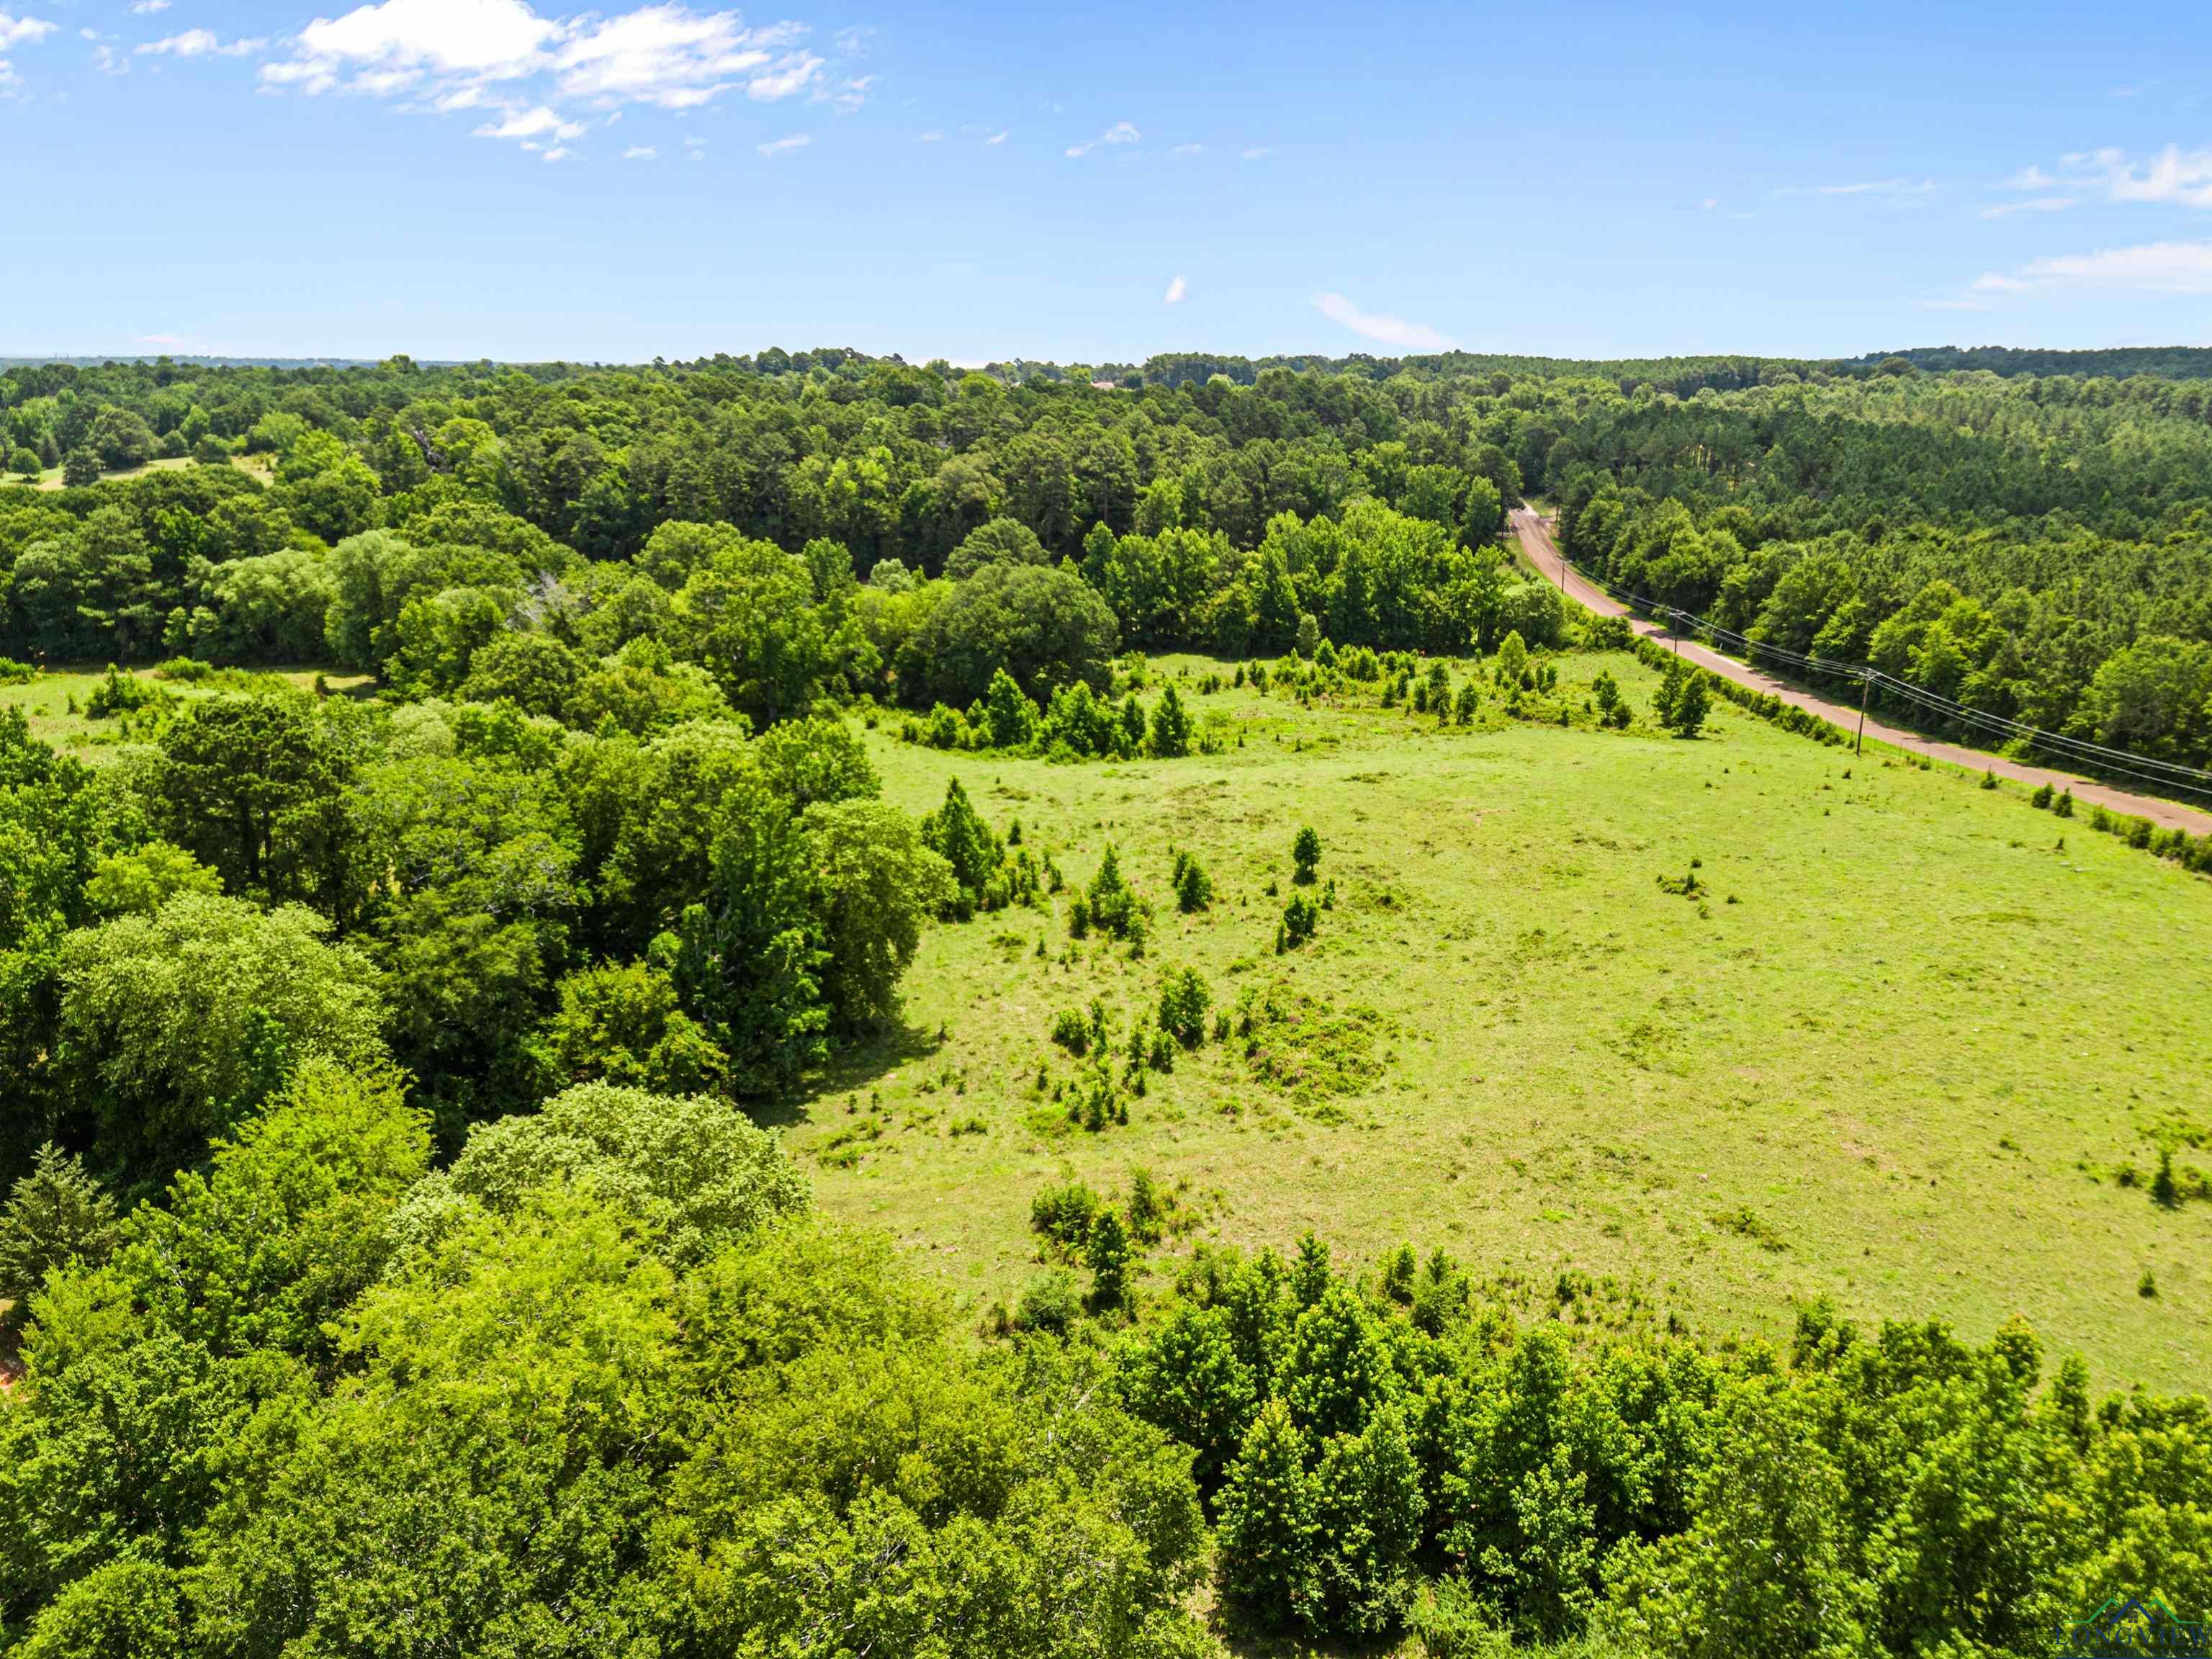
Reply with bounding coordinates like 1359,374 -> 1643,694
1313,292 -> 1455,352
1999,146 -> 2212,211
756,130 -> 808,158
1241,145 -> 1272,161
1164,274 -> 1187,305
258,0 -> 843,120
1811,177 -> 1936,197
138,29 -> 266,58
1171,142 -> 1202,157
1980,196 -> 2075,220
129,0 -> 170,11
917,129 -> 941,142
1974,239 -> 2212,296
982,129 -> 1005,145
1066,118 -> 1137,158
623,143 -> 655,158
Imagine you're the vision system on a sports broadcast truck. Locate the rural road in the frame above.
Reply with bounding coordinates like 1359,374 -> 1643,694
1509,506 -> 2212,837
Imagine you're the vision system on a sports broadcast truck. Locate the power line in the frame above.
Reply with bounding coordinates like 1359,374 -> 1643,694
1540,536 -> 2212,804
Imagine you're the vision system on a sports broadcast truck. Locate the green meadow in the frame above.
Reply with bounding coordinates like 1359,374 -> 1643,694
793,649 -> 2212,1392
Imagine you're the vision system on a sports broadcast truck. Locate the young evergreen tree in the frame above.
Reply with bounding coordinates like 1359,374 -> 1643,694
1292,826 -> 1322,885
1148,684 -> 1192,757
1219,1398 -> 1318,1622
0,1143 -> 120,1312
918,777 -> 1003,917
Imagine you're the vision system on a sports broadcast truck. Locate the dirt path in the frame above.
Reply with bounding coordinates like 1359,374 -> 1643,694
1509,507 -> 2212,837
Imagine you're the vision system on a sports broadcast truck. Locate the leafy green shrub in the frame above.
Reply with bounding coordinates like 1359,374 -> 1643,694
1013,1267 -> 1084,1334
1030,1178 -> 1102,1249
1292,825 -> 1322,885
1278,891 -> 1320,951
1049,1007 -> 1091,1055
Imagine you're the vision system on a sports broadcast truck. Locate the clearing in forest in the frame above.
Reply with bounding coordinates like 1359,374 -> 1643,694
791,647 -> 2212,1393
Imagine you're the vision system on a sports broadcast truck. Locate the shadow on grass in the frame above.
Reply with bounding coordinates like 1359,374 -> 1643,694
751,1019 -> 948,1129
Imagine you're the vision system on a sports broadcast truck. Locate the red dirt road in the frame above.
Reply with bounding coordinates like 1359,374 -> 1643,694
1509,507 -> 2212,837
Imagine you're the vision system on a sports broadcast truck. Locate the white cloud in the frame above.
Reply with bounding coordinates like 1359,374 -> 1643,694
1980,196 -> 2075,220
1974,240 -> 2212,295
138,29 -> 266,56
756,130 -> 807,157
473,102 -> 583,142
1171,142 -> 1202,156
2091,145 -> 2212,208
1313,292 -> 1456,351
1998,147 -> 2212,212
1066,118 -> 1137,158
982,129 -> 1005,145
0,11 -> 53,50
1814,177 -> 1936,196
917,129 -> 941,142
541,143 -> 568,160
1917,297 -> 1992,311
130,0 -> 171,11
261,1 -> 838,127
1241,145 -> 1272,160
279,0 -> 558,91
623,143 -> 655,158
745,50 -> 819,99
1164,274 -> 1187,305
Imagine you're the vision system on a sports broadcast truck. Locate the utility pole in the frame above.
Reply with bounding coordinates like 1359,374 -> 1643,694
1856,671 -> 1870,755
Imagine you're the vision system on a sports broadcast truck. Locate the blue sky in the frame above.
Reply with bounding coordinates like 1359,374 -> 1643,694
5,0 -> 2212,362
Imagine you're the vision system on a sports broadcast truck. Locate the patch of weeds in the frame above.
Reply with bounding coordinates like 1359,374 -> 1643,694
1234,978 -> 1391,1115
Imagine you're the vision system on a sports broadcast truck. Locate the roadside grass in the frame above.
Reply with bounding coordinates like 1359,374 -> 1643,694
796,649 -> 2212,1392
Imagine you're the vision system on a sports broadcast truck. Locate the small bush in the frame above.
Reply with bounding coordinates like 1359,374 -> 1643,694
1013,1269 -> 1084,1334
1048,1007 -> 1091,1056
1292,826 -> 1321,885
1277,892 -> 1319,952
1030,1179 -> 1102,1249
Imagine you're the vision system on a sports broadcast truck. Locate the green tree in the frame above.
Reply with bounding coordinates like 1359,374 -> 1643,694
55,894 -> 386,1186
0,1143 -> 120,1313
1292,825 -> 1322,884
1158,965 -> 1210,1047
1219,1397 -> 1318,1622
81,842 -> 220,919
981,665 -> 1040,749
149,695 -> 351,901
1148,684 -> 1192,757
918,777 -> 1004,920
896,562 -> 1120,709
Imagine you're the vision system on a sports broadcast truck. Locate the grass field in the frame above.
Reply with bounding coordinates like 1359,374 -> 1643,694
3,453 -> 276,492
792,649 -> 2212,1392
0,665 -> 371,758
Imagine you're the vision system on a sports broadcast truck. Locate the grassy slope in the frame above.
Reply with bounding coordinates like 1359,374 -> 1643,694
793,650 -> 2212,1391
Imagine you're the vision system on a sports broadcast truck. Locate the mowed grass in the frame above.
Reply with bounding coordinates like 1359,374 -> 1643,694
0,665 -> 372,758
793,650 -> 2212,1391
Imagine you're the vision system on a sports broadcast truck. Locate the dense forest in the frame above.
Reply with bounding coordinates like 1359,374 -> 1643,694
1,346 -> 2209,1655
